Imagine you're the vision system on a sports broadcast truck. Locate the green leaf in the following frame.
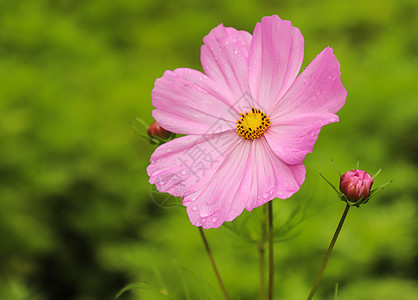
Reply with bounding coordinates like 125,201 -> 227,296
334,282 -> 340,300
115,281 -> 178,299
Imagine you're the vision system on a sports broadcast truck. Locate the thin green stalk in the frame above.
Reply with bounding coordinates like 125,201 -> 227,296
268,201 -> 274,300
198,227 -> 230,300
259,205 -> 267,300
307,204 -> 350,300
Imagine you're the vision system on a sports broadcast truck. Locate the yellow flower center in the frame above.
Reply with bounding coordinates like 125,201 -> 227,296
236,108 -> 271,140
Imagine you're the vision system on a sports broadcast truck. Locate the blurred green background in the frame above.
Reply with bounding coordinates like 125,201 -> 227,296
1,0 -> 417,299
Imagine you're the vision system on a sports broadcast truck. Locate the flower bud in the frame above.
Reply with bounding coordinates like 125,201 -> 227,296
147,121 -> 172,139
339,169 -> 373,203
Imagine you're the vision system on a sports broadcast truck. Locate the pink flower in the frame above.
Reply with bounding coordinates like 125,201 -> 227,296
340,169 -> 374,203
147,15 -> 347,229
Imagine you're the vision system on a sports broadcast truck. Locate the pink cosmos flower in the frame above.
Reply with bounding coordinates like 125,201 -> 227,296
147,15 -> 347,229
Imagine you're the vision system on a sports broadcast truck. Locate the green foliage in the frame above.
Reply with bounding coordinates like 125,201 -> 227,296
0,0 -> 417,299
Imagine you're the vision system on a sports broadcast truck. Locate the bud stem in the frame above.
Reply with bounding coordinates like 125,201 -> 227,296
268,201 -> 274,300
259,205 -> 267,300
307,204 -> 350,300
198,227 -> 230,300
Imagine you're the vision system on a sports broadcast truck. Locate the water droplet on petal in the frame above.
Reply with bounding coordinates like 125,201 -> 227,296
258,195 -> 267,202
192,205 -> 198,211
202,218 -> 206,223
212,217 -> 218,223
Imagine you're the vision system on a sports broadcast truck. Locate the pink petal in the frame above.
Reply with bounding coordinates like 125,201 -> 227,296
269,47 -> 347,118
265,113 -> 339,165
248,15 -> 304,112
201,24 -> 252,109
184,137 -> 305,229
240,137 -> 306,210
152,68 -> 237,135
184,140 -> 251,229
147,131 -> 241,198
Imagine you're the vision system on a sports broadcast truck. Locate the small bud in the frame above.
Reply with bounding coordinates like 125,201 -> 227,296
147,121 -> 172,139
339,169 -> 373,203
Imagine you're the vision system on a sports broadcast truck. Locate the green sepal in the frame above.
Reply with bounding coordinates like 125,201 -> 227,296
372,168 -> 382,179
366,180 -> 393,201
319,173 -> 342,197
342,194 -> 364,207
330,159 -> 342,176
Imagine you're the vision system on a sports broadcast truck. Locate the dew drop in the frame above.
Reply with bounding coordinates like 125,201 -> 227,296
258,195 -> 267,202
180,169 -> 187,176
212,217 -> 218,223
191,205 -> 198,211
202,218 -> 206,223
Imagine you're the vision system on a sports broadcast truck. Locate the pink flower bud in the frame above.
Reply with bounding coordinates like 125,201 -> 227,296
147,121 -> 172,139
339,169 -> 374,202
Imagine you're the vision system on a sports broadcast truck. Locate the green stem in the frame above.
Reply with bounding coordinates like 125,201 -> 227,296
259,205 -> 267,300
268,201 -> 274,300
307,204 -> 350,300
198,227 -> 230,300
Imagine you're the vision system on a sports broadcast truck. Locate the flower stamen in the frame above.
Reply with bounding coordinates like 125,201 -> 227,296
236,108 -> 271,140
